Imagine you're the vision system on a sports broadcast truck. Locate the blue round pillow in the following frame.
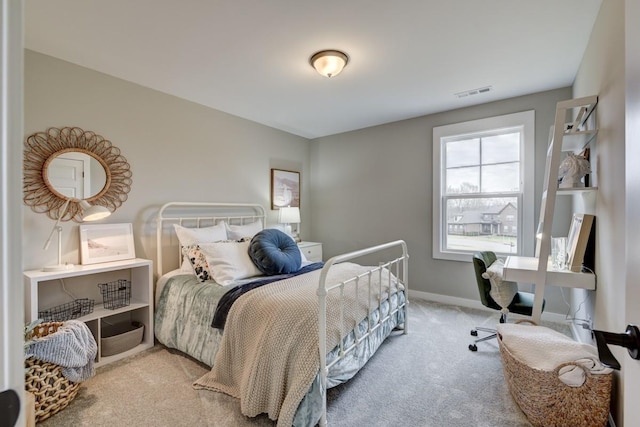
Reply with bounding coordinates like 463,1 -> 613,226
249,229 -> 302,275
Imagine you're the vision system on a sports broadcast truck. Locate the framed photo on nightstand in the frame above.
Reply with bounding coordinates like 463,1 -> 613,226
79,223 -> 136,265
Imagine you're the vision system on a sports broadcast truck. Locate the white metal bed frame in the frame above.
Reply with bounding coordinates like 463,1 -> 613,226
155,202 -> 408,427
156,201 -> 266,278
317,240 -> 408,427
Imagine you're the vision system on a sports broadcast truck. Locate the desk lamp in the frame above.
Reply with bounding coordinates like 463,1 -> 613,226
42,199 -> 111,271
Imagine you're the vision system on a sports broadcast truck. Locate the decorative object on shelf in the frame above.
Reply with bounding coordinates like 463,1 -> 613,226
23,126 -> 132,222
580,147 -> 591,187
558,153 -> 591,189
271,168 -> 300,209
79,223 -> 136,265
38,298 -> 95,322
42,198 -> 111,271
278,206 -> 301,241
566,213 -> 595,272
100,321 -> 144,357
550,237 -> 567,270
97,279 -> 132,309
309,50 -> 349,78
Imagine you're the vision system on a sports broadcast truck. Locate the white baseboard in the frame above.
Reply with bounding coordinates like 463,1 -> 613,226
408,290 -> 569,325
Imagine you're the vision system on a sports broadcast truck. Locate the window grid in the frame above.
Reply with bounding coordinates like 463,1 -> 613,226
433,111 -> 534,262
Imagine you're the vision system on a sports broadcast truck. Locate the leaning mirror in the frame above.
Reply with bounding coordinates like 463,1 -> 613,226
23,127 -> 133,222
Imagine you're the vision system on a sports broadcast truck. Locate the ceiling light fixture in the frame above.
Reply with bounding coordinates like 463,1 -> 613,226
309,50 -> 349,78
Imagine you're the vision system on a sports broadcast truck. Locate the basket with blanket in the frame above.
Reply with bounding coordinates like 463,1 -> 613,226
497,321 -> 612,427
24,320 -> 97,422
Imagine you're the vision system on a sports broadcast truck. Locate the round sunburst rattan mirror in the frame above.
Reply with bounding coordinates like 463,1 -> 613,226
23,127 -> 132,222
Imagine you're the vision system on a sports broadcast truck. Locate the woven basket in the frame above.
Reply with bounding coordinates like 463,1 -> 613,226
25,322 -> 80,423
498,332 -> 612,427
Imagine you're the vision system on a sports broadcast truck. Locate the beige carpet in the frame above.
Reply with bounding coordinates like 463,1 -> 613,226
38,299 -> 568,427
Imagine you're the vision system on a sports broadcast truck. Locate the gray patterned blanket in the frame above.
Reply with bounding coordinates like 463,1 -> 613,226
26,320 -> 97,382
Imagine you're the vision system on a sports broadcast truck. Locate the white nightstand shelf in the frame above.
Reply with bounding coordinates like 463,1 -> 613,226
298,241 -> 323,263
24,258 -> 154,367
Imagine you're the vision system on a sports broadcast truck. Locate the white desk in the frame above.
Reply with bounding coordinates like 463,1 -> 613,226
504,256 -> 595,322
504,256 -> 595,290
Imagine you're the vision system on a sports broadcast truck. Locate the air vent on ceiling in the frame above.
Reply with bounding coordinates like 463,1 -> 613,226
455,85 -> 493,98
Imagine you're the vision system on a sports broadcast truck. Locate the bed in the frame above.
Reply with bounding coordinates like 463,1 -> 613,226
153,202 -> 408,427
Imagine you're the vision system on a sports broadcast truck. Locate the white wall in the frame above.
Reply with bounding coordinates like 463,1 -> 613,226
310,88 -> 573,315
624,1 -> 640,424
23,50 -> 311,273
571,0 -> 626,423
1,0 -> 25,424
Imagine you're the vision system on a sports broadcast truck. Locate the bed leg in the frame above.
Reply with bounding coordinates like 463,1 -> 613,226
319,412 -> 327,427
403,300 -> 409,334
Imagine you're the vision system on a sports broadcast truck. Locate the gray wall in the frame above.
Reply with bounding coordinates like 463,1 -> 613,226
24,50 -> 576,316
310,88 -> 573,315
23,50 -> 311,272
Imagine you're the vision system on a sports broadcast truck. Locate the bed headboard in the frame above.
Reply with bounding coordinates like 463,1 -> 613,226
155,202 -> 266,278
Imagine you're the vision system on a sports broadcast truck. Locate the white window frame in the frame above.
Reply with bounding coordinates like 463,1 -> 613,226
432,110 -> 535,262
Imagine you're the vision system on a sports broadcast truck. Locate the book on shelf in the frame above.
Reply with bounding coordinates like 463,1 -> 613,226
567,213 -> 595,272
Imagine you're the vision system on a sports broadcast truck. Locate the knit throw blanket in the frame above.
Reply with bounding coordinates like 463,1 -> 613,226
26,320 -> 97,383
194,262 -> 396,427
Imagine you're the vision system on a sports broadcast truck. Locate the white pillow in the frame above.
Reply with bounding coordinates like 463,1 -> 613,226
481,259 -> 518,311
173,223 -> 228,273
224,220 -> 263,240
173,223 -> 228,247
199,241 -> 262,286
179,257 -> 196,273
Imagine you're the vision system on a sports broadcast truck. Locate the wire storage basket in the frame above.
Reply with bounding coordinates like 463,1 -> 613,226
25,322 -> 80,422
498,333 -> 612,427
98,279 -> 131,309
38,298 -> 95,322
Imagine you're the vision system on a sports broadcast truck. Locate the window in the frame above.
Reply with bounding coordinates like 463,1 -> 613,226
433,111 -> 535,261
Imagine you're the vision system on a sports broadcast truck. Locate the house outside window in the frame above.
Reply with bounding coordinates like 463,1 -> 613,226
433,111 -> 535,262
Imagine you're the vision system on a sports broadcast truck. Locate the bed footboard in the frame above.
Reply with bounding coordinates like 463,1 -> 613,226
316,240 -> 408,427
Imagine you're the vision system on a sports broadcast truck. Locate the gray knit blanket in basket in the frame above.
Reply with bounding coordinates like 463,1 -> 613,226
26,320 -> 97,383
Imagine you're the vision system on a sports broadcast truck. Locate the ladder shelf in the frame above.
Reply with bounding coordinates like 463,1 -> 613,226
504,95 -> 598,323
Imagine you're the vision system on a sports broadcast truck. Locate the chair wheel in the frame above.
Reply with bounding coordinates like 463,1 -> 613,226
469,344 -> 478,352
470,330 -> 478,336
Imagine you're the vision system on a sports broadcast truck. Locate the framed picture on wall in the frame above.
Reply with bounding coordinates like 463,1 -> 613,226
79,223 -> 136,265
271,169 -> 300,210
566,213 -> 595,272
